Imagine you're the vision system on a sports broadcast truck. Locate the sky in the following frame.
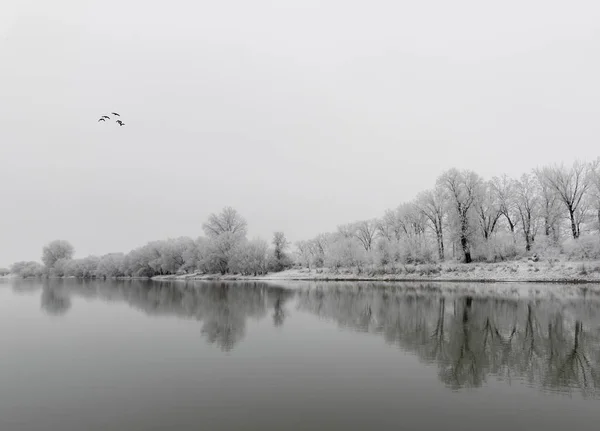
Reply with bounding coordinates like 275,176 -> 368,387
1,0 -> 600,265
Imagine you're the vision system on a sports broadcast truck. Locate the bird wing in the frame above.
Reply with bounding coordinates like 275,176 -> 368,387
112,112 -> 120,116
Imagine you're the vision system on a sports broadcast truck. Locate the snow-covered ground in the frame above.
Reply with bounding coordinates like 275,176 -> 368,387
152,260 -> 600,283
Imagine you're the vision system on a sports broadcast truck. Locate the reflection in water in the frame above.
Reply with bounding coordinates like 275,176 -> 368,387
40,284 -> 71,316
296,283 -> 600,397
7,279 -> 600,395
18,279 -> 294,352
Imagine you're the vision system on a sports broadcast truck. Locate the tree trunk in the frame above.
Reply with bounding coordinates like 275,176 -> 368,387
436,229 -> 444,261
460,235 -> 471,263
569,208 -> 578,239
525,233 -> 531,252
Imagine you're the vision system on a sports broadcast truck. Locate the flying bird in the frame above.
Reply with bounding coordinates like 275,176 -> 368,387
112,112 -> 120,116
98,118 -> 106,122
116,120 -> 125,126
101,115 -> 110,120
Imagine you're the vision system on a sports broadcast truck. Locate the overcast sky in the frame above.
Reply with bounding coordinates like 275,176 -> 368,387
1,0 -> 600,265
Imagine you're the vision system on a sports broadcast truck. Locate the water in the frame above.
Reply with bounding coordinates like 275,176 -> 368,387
1,279 -> 599,431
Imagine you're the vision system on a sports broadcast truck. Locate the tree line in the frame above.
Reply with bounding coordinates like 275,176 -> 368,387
296,159 -> 600,270
9,207 -> 293,278
7,159 -> 600,278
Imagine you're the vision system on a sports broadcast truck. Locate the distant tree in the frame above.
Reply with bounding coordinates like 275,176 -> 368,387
295,240 -> 314,269
10,261 -> 45,278
396,202 -> 427,237
42,240 -> 74,268
52,258 -> 71,277
0,268 -> 10,276
65,256 -> 100,278
533,169 -> 562,241
514,173 -> 540,251
201,207 -> 248,274
474,181 -> 502,241
437,169 -> 482,263
538,161 -> 592,239
377,209 -> 402,241
96,253 -> 126,278
271,232 -> 292,272
491,174 -> 519,234
416,187 -> 446,260
202,207 -> 247,238
354,220 -> 378,252
336,223 -> 355,240
232,239 -> 269,275
205,233 -> 243,274
325,237 -> 367,272
308,234 -> 329,268
160,237 -> 196,274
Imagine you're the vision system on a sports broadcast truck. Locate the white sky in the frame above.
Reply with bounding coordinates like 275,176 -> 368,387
1,0 -> 600,265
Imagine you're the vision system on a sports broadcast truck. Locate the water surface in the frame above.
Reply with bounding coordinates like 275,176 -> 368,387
1,279 -> 599,430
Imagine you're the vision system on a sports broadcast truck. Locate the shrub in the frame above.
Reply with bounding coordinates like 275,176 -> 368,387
10,261 -> 45,278
562,235 -> 600,260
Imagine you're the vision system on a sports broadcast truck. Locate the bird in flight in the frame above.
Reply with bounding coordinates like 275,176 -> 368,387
101,115 -> 110,120
98,118 -> 106,122
112,112 -> 120,117
116,120 -> 125,126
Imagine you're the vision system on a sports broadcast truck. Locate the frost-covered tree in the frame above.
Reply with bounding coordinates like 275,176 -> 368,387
538,161 -> 592,239
202,206 -> 247,238
271,232 -> 291,272
10,261 -> 45,278
42,240 -> 74,268
533,169 -> 562,241
416,187 -> 446,260
96,253 -> 127,278
514,173 -> 540,251
232,239 -> 270,275
202,207 -> 248,274
474,181 -> 502,241
437,169 -> 482,263
354,220 -> 378,252
491,174 -> 519,234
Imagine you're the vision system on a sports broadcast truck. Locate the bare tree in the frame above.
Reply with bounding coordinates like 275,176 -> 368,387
272,232 -> 291,271
396,202 -> 427,238
538,162 -> 592,239
308,234 -> 329,268
533,169 -> 562,241
437,169 -> 482,263
354,219 -> 378,252
475,181 -> 502,240
514,173 -> 540,251
202,207 -> 248,238
336,223 -> 355,240
491,174 -> 519,234
295,240 -> 313,270
416,187 -> 446,260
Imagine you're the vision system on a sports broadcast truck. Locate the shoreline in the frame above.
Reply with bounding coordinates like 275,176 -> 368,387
4,260 -> 600,285
151,261 -> 600,284
151,275 -> 600,284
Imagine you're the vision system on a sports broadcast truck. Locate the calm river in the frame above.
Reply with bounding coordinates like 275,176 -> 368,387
1,279 -> 599,430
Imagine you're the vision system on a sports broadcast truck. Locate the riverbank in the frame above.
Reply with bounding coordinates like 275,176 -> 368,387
152,260 -> 600,283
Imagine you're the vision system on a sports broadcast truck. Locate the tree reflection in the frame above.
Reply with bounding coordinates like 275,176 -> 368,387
36,280 -> 293,351
40,283 -> 71,316
296,283 -> 600,397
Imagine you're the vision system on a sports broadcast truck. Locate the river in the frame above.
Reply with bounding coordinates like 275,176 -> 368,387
1,279 -> 599,430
